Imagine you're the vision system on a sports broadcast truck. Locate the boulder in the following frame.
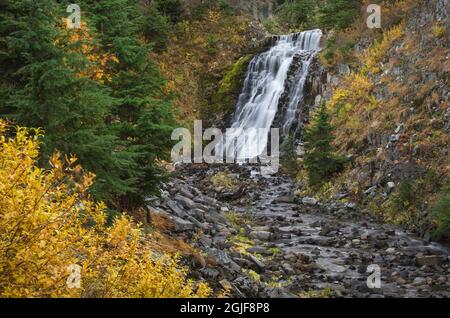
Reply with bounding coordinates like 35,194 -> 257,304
247,254 -> 266,271
266,287 -> 298,298
281,262 -> 295,275
250,230 -> 272,241
178,186 -> 194,199
387,181 -> 396,189
302,197 -> 318,205
171,215 -> 195,232
166,200 -> 187,217
345,202 -> 357,210
416,255 -> 445,266
175,194 -> 196,209
246,247 -> 274,256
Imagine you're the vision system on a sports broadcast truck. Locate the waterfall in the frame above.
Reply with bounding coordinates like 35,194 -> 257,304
219,29 -> 322,160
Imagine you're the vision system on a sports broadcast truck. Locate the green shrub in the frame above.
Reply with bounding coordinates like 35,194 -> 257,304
207,34 -> 219,55
211,171 -> 236,189
431,181 -> 450,240
320,36 -> 338,64
320,35 -> 356,66
392,179 -> 418,211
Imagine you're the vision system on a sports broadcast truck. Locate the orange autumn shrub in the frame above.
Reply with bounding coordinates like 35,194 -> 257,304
0,120 -> 210,298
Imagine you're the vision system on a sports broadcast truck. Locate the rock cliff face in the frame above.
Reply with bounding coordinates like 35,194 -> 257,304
290,0 -> 449,239
273,53 -> 328,142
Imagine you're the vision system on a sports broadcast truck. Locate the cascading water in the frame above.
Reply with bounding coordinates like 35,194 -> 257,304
219,29 -> 322,160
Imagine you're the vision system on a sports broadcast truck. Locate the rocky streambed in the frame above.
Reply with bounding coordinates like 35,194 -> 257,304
147,164 -> 449,298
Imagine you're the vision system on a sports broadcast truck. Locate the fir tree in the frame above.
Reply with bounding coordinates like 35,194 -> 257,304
304,103 -> 346,188
142,1 -> 171,52
0,0 -> 136,201
154,0 -> 183,23
318,0 -> 359,30
80,0 -> 177,208
276,0 -> 317,29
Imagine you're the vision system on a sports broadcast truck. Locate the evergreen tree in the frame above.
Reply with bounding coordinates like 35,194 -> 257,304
142,1 -> 171,52
274,0 -> 359,30
0,0 -> 136,201
276,0 -> 317,30
319,0 -> 359,30
304,103 -> 346,188
154,0 -> 183,23
80,0 -> 176,208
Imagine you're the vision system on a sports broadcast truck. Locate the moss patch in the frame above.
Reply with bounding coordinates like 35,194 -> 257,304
213,54 -> 252,119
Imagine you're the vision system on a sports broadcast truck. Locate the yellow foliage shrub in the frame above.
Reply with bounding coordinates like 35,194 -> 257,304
0,121 -> 210,298
327,23 -> 407,151
328,72 -> 373,118
211,172 -> 236,189
361,23 -> 405,74
431,24 -> 447,38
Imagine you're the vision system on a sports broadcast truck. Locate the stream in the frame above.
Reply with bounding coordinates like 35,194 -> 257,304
149,164 -> 449,298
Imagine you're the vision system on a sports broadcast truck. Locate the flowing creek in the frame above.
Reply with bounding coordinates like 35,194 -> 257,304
149,164 -> 449,297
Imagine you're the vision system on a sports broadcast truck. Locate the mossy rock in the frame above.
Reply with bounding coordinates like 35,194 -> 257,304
213,54 -> 252,121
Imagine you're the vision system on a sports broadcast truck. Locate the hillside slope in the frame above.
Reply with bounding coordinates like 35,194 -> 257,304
295,0 -> 449,241
153,9 -> 268,127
